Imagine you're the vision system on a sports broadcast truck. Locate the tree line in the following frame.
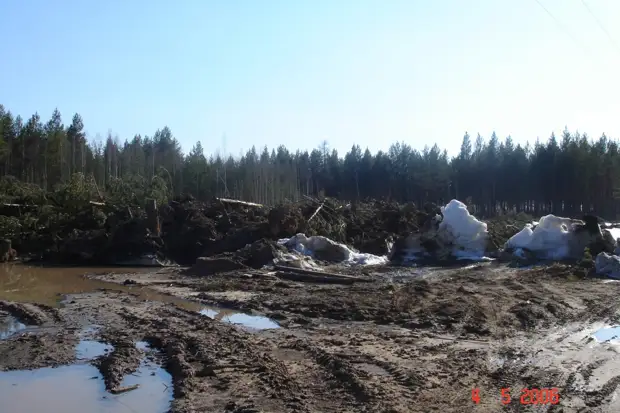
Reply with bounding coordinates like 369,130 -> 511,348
1,104 -> 619,218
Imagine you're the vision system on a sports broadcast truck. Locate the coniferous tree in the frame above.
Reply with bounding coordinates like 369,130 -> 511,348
3,103 -> 620,217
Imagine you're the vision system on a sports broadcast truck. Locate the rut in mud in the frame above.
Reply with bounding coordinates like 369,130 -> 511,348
2,263 -> 620,412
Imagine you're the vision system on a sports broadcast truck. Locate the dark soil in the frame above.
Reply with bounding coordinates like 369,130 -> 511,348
0,263 -> 597,412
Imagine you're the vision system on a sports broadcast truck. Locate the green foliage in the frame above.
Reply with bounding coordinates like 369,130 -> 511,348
105,174 -> 169,207
578,247 -> 594,269
148,175 -> 170,206
0,216 -> 21,239
52,173 -> 99,212
0,176 -> 46,204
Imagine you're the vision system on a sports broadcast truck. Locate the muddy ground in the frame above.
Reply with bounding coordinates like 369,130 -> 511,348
2,263 -> 620,412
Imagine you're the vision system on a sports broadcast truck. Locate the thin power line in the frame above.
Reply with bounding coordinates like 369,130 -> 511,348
532,0 -> 591,56
580,0 -> 620,57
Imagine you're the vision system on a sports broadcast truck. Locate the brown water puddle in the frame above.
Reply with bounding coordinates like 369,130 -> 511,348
0,263 -> 202,310
0,263 -> 279,330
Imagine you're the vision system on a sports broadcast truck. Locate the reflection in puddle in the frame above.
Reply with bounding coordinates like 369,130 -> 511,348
0,359 -> 172,413
593,326 -> 620,342
199,308 -> 280,330
0,315 -> 26,339
118,356 -> 173,408
76,340 -> 113,360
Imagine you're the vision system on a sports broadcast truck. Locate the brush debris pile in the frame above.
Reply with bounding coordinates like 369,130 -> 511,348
0,180 -> 548,269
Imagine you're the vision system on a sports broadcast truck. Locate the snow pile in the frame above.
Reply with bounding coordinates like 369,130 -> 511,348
607,227 -> 620,246
272,251 -> 326,271
594,224 -> 620,279
505,214 -> 619,261
437,199 -> 489,260
390,199 -> 490,262
595,252 -> 620,279
505,215 -> 583,260
277,234 -> 388,266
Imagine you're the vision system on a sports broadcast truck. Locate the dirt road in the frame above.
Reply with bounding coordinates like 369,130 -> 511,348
2,263 -> 620,412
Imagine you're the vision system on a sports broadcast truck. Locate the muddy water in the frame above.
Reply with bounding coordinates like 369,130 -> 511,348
0,263 -> 280,330
0,263 -> 204,310
0,315 -> 26,339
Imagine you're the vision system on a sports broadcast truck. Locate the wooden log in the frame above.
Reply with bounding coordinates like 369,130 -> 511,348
217,198 -> 263,208
273,264 -> 372,284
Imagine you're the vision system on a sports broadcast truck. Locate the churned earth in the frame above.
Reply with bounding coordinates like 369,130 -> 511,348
2,262 -> 620,412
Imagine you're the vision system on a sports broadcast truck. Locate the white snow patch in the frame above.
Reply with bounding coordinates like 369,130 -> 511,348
437,200 -> 489,260
273,251 -> 326,271
607,227 -> 620,244
277,234 -> 388,266
391,199 -> 491,262
595,252 -> 620,279
505,215 -> 583,260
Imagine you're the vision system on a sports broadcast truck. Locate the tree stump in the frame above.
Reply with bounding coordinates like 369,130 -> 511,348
145,199 -> 161,237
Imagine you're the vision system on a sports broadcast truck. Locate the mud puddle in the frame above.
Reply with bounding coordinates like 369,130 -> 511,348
0,264 -> 155,307
0,337 -> 172,413
0,362 -> 172,413
76,339 -> 113,360
0,315 -> 27,339
0,264 -> 281,335
199,308 -> 280,330
593,325 -> 620,343
0,264 -> 205,312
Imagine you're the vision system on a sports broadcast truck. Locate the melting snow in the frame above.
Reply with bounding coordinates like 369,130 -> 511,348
278,200 -> 492,266
505,215 -> 585,260
439,200 -> 489,260
277,234 -> 388,266
393,199 -> 491,262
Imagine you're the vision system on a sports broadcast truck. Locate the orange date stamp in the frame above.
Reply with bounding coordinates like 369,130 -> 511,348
472,387 -> 560,405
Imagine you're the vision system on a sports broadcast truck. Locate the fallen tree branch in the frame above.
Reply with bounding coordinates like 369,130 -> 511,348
217,198 -> 263,208
110,384 -> 140,394
308,202 -> 325,222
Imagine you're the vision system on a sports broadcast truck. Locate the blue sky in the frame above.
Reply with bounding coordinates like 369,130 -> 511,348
2,0 -> 620,158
